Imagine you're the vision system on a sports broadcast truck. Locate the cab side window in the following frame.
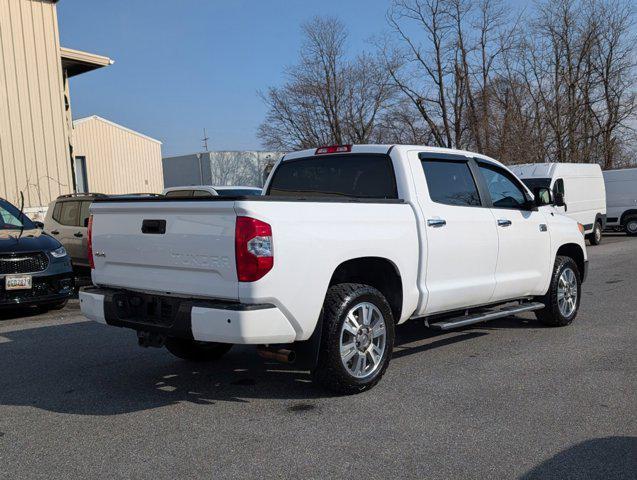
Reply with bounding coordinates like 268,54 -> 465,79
478,162 -> 529,209
421,160 -> 481,207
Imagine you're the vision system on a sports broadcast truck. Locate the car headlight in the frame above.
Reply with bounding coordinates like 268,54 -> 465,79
51,246 -> 67,258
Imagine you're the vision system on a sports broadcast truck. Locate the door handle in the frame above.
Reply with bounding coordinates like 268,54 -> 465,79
497,219 -> 512,227
51,230 -> 59,235
74,232 -> 83,238
427,218 -> 447,228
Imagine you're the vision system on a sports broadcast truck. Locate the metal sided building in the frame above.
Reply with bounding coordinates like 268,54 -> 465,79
0,0 -> 112,219
72,115 -> 163,195
162,151 -> 284,189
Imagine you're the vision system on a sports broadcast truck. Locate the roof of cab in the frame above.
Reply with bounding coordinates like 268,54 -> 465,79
281,144 -> 506,169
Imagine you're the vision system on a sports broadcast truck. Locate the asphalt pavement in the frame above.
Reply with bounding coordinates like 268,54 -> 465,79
0,235 -> 635,479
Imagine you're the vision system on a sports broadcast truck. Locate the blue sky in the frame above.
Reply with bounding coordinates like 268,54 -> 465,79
58,1 -> 395,156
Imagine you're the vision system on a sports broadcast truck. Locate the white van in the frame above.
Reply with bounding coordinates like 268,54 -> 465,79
603,167 -> 637,236
510,163 -> 606,245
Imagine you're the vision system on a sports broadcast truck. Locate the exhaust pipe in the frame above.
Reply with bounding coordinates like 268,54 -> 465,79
257,346 -> 296,364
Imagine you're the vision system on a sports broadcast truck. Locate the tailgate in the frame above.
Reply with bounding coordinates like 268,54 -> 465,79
90,200 -> 238,300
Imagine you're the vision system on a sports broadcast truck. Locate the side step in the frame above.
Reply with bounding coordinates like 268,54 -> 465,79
428,302 -> 545,331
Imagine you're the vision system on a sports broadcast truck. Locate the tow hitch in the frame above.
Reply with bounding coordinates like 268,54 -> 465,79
137,331 -> 166,348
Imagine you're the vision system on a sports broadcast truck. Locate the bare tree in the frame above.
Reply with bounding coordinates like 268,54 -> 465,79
258,17 -> 396,150
259,3 -> 636,167
513,0 -> 636,167
386,0 -> 456,147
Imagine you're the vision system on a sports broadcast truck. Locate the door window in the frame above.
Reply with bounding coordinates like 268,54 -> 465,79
165,190 -> 193,197
52,202 -> 63,223
192,190 -> 214,197
421,160 -> 481,207
478,162 -> 529,209
58,201 -> 80,226
80,201 -> 92,227
74,156 -> 89,193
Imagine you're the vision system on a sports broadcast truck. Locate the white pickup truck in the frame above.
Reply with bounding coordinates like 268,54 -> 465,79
80,145 -> 588,393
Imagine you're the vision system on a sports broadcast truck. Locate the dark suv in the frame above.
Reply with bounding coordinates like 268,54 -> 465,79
0,198 -> 74,309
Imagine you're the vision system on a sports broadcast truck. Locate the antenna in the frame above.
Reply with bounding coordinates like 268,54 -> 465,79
202,128 -> 210,152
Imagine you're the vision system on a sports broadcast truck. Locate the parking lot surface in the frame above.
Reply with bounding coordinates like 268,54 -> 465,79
0,235 -> 635,479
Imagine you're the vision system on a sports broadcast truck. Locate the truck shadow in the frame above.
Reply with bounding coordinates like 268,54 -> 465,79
0,314 -> 542,416
520,436 -> 637,480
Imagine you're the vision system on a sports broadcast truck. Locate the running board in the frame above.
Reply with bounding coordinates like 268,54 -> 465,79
427,302 -> 545,331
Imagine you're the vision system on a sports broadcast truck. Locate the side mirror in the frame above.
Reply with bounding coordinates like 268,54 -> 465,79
553,192 -> 566,208
533,187 -> 553,207
84,217 -> 90,227
33,221 -> 44,229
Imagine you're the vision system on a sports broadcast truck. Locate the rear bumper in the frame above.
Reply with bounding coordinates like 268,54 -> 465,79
79,287 -> 296,344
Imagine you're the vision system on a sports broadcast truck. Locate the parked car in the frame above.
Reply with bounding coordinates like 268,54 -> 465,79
44,193 -> 106,269
510,163 -> 606,245
603,167 -> 637,235
0,197 -> 73,310
162,185 -> 262,197
81,145 -> 587,394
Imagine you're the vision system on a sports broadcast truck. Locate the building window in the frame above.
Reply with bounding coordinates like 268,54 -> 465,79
74,156 -> 89,193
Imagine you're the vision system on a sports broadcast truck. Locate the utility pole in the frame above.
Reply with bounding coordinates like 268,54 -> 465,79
202,128 -> 210,152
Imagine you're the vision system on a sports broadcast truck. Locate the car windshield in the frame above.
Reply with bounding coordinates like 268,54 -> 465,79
520,178 -> 552,190
0,199 -> 35,230
216,188 -> 261,196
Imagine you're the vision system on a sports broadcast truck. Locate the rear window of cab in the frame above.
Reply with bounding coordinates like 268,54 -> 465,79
267,154 -> 398,199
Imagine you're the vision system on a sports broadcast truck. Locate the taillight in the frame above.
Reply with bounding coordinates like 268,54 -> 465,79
315,144 -> 352,154
235,216 -> 273,282
87,214 -> 94,269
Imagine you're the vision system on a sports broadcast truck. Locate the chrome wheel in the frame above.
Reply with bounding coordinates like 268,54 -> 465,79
340,302 -> 387,379
557,267 -> 578,317
594,224 -> 601,242
627,220 -> 637,234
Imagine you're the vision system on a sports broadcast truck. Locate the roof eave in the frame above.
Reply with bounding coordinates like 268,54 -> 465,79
60,47 -> 114,78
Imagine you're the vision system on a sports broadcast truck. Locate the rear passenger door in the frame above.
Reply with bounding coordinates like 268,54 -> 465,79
475,161 -> 551,300
414,153 -> 499,314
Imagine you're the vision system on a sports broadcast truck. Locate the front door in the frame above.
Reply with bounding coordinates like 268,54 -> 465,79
475,161 -> 552,301
414,153 -> 499,315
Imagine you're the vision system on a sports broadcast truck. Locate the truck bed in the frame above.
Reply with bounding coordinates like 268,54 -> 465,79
89,196 -> 418,338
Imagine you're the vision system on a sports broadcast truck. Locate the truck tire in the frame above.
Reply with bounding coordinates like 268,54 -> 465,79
535,256 -> 581,327
312,283 -> 395,394
624,215 -> 637,236
588,221 -> 603,245
165,338 -> 232,362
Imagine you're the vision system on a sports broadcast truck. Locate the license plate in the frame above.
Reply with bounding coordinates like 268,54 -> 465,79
5,275 -> 32,290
